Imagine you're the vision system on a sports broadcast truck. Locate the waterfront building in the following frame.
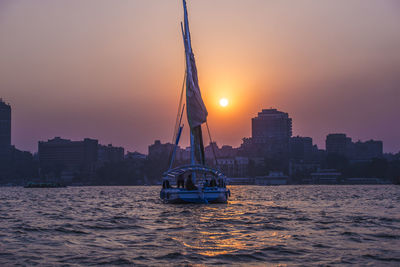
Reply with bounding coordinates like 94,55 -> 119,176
217,158 -> 235,177
0,99 -> 11,156
125,151 -> 147,160
205,142 -> 219,160
219,145 -> 237,158
227,177 -> 254,185
38,137 -> 98,173
148,140 -> 174,159
176,146 -> 191,162
98,144 -> 124,163
326,134 -> 383,161
311,169 -> 342,184
344,177 -> 388,185
254,171 -> 289,185
234,157 -> 249,177
353,140 -> 383,161
251,109 -> 292,158
326,133 -> 354,158
216,156 -> 249,177
290,136 -> 313,161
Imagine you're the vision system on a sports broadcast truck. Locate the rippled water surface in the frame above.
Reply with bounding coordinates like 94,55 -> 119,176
1,185 -> 400,266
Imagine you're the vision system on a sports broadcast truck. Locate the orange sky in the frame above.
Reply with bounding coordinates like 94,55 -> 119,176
0,0 -> 399,153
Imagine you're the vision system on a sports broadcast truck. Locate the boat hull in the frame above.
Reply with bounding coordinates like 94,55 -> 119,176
160,188 -> 230,204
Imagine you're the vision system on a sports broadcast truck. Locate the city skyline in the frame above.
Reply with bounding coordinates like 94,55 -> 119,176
1,98 -> 394,156
1,0 -> 399,153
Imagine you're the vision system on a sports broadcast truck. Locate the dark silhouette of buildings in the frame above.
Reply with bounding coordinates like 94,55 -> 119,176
125,151 -> 147,160
148,140 -> 174,159
98,144 -> 124,163
1,98 -> 399,185
0,99 -> 11,156
38,137 -> 98,176
290,136 -> 313,161
353,140 -> 383,161
326,133 -> 354,158
326,133 -> 383,161
0,100 -> 38,184
251,109 -> 292,158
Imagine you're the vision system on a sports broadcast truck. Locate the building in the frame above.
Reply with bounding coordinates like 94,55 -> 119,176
326,134 -> 383,161
38,137 -> 98,174
148,140 -> 174,159
326,133 -> 354,158
98,144 -> 124,163
353,140 -> 383,161
251,109 -> 292,158
344,177 -> 388,185
234,157 -> 249,177
290,136 -> 313,161
0,99 -> 11,155
289,161 -> 321,183
219,145 -> 237,158
311,169 -> 342,184
255,171 -> 289,185
205,142 -> 219,161
217,158 -> 235,177
227,177 -> 254,185
176,146 -> 191,162
125,151 -> 147,160
216,157 -> 249,177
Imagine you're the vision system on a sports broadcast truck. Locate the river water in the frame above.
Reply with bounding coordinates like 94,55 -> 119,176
0,185 -> 399,266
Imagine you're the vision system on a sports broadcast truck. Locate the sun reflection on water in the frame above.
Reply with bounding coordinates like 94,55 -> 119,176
168,200 -> 294,258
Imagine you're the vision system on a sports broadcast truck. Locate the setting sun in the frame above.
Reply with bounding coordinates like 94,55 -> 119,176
219,98 -> 229,107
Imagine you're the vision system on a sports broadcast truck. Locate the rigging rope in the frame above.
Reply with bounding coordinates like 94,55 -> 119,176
172,70 -> 186,144
168,70 -> 186,170
206,122 -> 219,167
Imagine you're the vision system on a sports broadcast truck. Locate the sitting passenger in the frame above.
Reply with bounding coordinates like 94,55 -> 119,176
177,174 -> 185,188
162,180 -> 171,189
210,178 -> 217,187
185,174 -> 198,190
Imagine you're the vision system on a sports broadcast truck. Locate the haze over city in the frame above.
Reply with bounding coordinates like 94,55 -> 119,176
0,0 -> 399,153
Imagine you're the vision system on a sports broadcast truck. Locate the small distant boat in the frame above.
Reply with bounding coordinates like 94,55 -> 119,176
160,0 -> 230,204
24,182 -> 66,188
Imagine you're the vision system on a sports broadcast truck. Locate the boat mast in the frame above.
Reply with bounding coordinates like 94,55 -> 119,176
182,0 -> 195,167
181,0 -> 208,176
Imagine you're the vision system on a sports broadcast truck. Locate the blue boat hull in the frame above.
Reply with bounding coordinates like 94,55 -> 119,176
160,188 -> 230,204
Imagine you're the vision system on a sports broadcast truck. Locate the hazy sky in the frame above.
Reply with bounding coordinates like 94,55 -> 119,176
0,0 -> 399,153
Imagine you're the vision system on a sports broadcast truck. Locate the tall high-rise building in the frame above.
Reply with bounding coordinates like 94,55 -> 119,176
251,109 -> 292,157
0,99 -> 11,152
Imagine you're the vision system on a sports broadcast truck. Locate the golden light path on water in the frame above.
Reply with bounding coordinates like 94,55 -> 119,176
171,200 -> 292,258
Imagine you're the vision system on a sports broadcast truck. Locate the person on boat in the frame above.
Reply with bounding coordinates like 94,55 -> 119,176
162,180 -> 171,189
210,177 -> 217,187
185,174 -> 198,190
217,177 -> 225,187
177,174 -> 185,188
203,179 -> 209,187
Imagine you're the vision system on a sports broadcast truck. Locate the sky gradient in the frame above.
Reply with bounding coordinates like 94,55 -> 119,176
0,0 -> 399,153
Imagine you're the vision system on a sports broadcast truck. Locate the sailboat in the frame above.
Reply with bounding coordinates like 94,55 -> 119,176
160,0 -> 230,204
